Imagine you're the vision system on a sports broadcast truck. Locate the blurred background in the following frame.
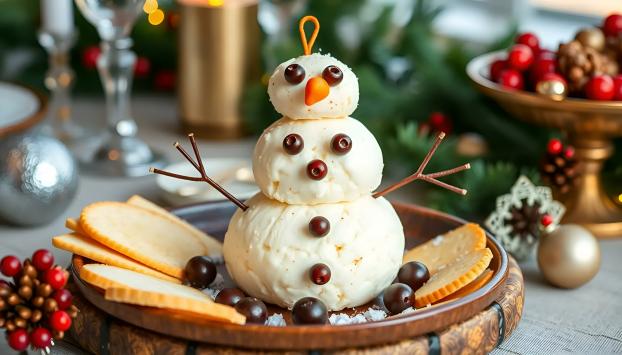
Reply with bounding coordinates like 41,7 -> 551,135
1,0 -> 621,221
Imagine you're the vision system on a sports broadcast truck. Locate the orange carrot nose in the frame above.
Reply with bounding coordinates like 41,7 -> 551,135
305,76 -> 330,106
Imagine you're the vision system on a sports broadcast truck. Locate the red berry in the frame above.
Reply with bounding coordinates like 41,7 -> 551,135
0,255 -> 21,277
612,75 -> 622,100
507,44 -> 534,71
7,329 -> 29,351
30,328 -> 52,348
564,147 -> 575,159
46,267 -> 68,290
32,249 -> 54,271
516,32 -> 540,53
498,69 -> 524,90
537,49 -> 556,61
154,70 -> 176,91
603,13 -> 622,37
50,310 -> 72,331
489,59 -> 507,82
541,214 -> 554,227
134,56 -> 151,78
529,58 -> 556,84
547,139 -> 563,155
585,75 -> 615,100
53,289 -> 73,310
306,159 -> 328,180
82,45 -> 101,69
428,112 -> 453,135
310,263 -> 331,285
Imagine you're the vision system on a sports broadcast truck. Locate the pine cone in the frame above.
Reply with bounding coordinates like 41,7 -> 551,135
606,33 -> 622,65
505,200 -> 543,241
557,40 -> 619,93
540,146 -> 578,195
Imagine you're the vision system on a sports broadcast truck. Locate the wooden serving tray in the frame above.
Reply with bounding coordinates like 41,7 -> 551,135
70,201 -> 515,352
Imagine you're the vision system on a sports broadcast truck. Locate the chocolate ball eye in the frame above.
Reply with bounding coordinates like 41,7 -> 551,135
331,133 -> 352,154
322,65 -> 343,86
284,64 -> 305,84
283,133 -> 304,155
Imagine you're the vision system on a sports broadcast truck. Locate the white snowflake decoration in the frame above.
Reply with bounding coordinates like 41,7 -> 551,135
485,176 -> 565,260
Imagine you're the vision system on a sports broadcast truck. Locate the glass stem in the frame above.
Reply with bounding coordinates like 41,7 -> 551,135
45,50 -> 75,135
97,37 -> 137,139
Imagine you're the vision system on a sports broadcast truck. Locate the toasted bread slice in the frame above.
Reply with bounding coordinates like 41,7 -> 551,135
126,195 -> 223,257
414,248 -> 493,307
79,202 -> 207,278
80,264 -> 244,324
403,223 -> 487,274
53,233 -> 179,283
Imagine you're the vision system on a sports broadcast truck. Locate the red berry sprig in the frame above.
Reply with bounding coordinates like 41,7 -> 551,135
1,250 -> 78,352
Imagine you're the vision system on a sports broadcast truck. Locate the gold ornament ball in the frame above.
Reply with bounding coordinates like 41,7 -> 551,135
536,78 -> 567,101
537,224 -> 600,288
456,133 -> 488,157
575,27 -> 605,52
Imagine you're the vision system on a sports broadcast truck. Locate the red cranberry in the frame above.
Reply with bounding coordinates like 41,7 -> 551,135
398,262 -> 430,291
564,147 -> 575,159
547,139 -> 563,155
310,263 -> 331,285
134,56 -> 151,78
309,216 -> 330,237
585,75 -> 615,101
292,297 -> 328,325
382,283 -> 413,315
498,69 -> 524,90
489,59 -> 507,82
235,297 -> 267,324
184,256 -> 217,289
541,214 -> 554,227
0,255 -> 21,277
428,112 -> 453,134
529,58 -> 556,84
283,133 -> 304,155
29,327 -> 52,349
32,249 -> 54,271
215,288 -> 245,307
45,267 -> 68,290
53,289 -> 73,310
7,329 -> 29,351
322,65 -> 343,86
603,13 -> 622,37
537,49 -> 556,61
515,32 -> 540,53
612,75 -> 622,100
284,63 -> 306,84
331,133 -> 352,154
50,310 -> 72,331
306,160 -> 327,180
507,44 -> 534,71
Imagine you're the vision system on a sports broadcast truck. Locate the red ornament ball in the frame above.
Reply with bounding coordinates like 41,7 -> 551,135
46,267 -> 68,290
1,255 -> 21,277
53,289 -> 73,310
154,70 -> 176,91
7,329 -> 29,351
82,45 -> 101,69
547,139 -> 563,155
489,59 -> 507,82
612,75 -> 622,100
603,13 -> 622,37
585,75 -> 615,100
499,69 -> 524,90
541,214 -> 554,227
134,57 -> 151,78
50,310 -> 72,331
32,249 -> 54,271
29,327 -> 52,349
507,44 -> 534,71
515,32 -> 540,53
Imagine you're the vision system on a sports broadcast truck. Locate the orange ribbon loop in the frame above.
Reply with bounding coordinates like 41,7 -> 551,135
299,16 -> 320,56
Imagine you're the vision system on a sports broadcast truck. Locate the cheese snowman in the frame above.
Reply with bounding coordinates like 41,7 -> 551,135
223,16 -> 405,311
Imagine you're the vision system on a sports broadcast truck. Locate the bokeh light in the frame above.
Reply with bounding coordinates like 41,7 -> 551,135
148,9 -> 165,26
143,0 -> 158,14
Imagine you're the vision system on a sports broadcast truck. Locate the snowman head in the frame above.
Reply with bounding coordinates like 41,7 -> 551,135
267,17 -> 359,120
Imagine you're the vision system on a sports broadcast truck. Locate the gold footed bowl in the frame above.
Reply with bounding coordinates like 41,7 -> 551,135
467,51 -> 622,239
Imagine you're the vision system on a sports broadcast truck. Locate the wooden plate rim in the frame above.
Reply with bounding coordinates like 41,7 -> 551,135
70,201 -> 509,350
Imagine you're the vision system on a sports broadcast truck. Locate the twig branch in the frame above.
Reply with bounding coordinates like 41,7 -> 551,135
373,132 -> 470,198
150,134 -> 249,211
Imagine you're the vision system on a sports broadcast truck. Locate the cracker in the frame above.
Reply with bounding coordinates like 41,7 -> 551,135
65,218 -> 85,235
440,268 -> 493,302
414,248 -> 493,307
126,195 -> 223,257
79,202 -> 208,278
52,233 -> 179,283
81,264 -> 244,324
403,223 -> 486,274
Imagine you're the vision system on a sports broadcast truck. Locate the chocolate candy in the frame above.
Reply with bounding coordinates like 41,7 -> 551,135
322,65 -> 343,86
306,159 -> 327,180
284,64 -> 305,84
310,263 -> 331,285
331,133 -> 352,155
283,134 -> 304,155
397,261 -> 430,291
309,216 -> 330,237
235,297 -> 268,324
382,283 -> 413,315
184,256 -> 217,289
215,288 -> 245,307
292,297 -> 328,325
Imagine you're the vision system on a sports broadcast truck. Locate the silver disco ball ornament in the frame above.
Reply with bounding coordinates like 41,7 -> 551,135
0,132 -> 78,226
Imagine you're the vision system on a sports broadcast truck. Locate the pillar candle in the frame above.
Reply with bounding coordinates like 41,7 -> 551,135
41,0 -> 74,36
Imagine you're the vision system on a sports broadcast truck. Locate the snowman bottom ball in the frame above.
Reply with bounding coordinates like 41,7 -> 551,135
224,193 -> 404,311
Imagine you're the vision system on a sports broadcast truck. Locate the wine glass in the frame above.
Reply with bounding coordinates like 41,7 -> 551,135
74,0 -> 166,176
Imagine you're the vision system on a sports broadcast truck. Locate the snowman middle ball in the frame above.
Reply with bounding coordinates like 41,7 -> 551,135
253,117 -> 383,205
223,193 -> 404,311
